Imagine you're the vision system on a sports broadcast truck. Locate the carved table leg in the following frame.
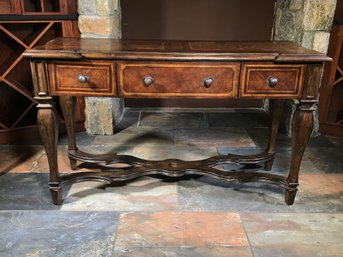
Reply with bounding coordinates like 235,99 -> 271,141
265,99 -> 286,170
285,100 -> 315,205
36,96 -> 62,205
60,96 -> 78,170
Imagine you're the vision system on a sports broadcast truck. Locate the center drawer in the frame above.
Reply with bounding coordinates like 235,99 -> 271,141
117,62 -> 240,98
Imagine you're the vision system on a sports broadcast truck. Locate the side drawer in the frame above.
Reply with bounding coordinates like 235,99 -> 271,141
240,63 -> 306,98
117,62 -> 240,98
49,61 -> 116,96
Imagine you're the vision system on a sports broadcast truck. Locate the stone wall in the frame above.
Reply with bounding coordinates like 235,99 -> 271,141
275,0 -> 336,53
78,0 -> 123,135
274,0 -> 337,136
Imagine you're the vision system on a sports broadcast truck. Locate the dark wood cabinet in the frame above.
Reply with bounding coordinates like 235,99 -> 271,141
319,22 -> 343,137
0,0 -> 76,15
0,0 -> 21,14
0,0 -> 83,144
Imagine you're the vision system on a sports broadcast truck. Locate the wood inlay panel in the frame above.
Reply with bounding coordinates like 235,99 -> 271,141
49,61 -> 116,96
240,63 -> 305,98
117,62 -> 240,98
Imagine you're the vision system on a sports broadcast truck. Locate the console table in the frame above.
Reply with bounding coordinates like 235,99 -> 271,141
24,38 -> 330,205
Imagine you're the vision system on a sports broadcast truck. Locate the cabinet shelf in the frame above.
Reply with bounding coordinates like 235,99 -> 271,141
15,105 -> 37,127
1,78 -> 34,102
0,29 -> 25,75
0,82 -> 33,128
1,22 -> 54,46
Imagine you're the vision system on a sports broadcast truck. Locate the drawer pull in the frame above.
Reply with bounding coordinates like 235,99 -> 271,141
267,77 -> 278,87
77,74 -> 90,83
203,77 -> 214,88
143,76 -> 154,87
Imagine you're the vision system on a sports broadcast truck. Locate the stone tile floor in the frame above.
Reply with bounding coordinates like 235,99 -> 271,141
0,109 -> 342,257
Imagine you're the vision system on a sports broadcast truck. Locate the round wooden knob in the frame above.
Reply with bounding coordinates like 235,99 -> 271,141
267,77 -> 278,87
77,74 -> 89,83
143,76 -> 154,86
203,77 -> 214,87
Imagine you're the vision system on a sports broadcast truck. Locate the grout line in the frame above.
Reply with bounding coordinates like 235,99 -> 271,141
137,111 -> 142,127
110,212 -> 122,256
172,128 -> 176,146
239,213 -> 256,257
29,147 -> 46,173
203,111 -> 209,128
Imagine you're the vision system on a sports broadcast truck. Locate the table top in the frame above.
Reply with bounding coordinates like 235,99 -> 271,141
24,38 -> 330,62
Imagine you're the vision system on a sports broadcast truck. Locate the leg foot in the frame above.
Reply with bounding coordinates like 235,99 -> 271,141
264,159 -> 274,171
49,183 -> 63,205
69,158 -> 77,170
285,188 -> 297,205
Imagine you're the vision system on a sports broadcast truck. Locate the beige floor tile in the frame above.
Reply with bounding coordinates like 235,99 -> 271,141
175,128 -> 255,147
1,146 -> 45,174
241,212 -> 343,257
114,212 -> 250,251
61,177 -> 178,211
131,145 -> 218,161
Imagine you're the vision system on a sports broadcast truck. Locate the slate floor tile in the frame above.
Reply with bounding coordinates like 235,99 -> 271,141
247,128 -> 337,149
216,147 -> 317,174
92,127 -> 174,147
32,145 -> 133,173
113,212 -> 252,256
131,145 -> 218,161
31,145 -> 73,173
205,111 -> 269,128
58,131 -> 95,146
61,177 -> 178,212
0,145 -> 44,174
175,128 -> 255,147
241,212 -> 343,257
0,173 -> 61,210
305,147 -> 343,173
299,173 -> 343,197
0,210 -> 119,257
327,135 -> 343,149
114,110 -> 140,132
177,174 -> 343,212
113,246 -> 253,257
139,112 -> 207,128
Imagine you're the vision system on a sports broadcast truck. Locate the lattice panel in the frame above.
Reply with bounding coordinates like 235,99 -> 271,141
319,24 -> 343,136
0,21 -> 63,130
327,27 -> 343,125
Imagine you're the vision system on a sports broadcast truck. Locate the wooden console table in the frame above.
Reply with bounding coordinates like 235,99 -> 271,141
24,38 -> 330,205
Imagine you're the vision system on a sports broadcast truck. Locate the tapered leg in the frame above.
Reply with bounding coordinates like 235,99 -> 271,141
36,96 -> 62,205
285,102 -> 314,205
60,96 -> 78,170
265,99 -> 286,170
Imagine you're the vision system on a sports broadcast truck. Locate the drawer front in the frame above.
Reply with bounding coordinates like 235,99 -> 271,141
49,61 -> 116,96
117,62 -> 240,98
240,63 -> 305,98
